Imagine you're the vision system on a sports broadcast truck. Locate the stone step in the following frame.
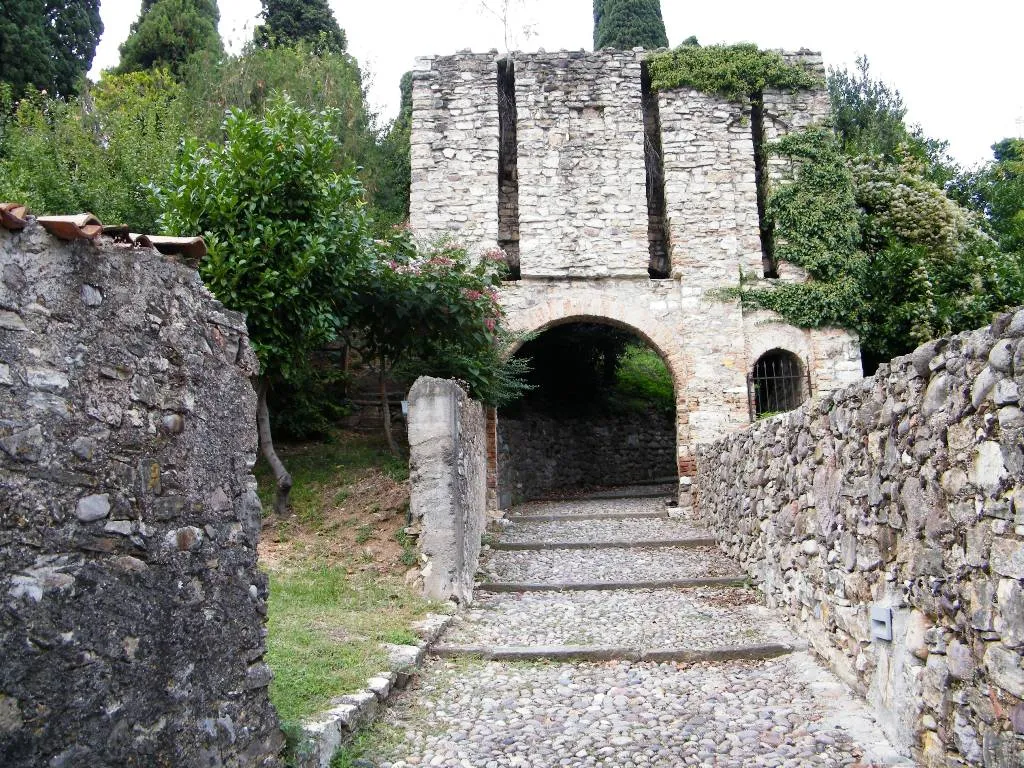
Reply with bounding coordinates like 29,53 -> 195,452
479,577 -> 748,592
495,516 -> 710,546
505,496 -> 673,523
479,545 -> 743,588
490,538 -> 717,551
442,587 -> 799,654
431,643 -> 801,663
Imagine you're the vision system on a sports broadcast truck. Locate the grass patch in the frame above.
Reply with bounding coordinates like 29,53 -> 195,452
255,430 -> 408,524
266,566 -> 434,725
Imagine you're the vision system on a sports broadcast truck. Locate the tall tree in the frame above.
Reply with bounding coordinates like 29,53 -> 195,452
953,138 -> 1024,257
0,0 -> 102,98
255,0 -> 346,52
117,0 -> 222,76
156,96 -> 371,514
828,57 -> 957,186
593,0 -> 668,50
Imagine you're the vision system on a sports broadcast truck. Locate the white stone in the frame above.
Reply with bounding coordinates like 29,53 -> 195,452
76,494 -> 110,522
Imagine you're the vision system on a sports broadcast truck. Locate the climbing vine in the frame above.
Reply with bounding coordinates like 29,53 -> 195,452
646,43 -> 820,100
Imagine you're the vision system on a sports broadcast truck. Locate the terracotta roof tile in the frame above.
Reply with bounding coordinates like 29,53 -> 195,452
0,204 -> 206,265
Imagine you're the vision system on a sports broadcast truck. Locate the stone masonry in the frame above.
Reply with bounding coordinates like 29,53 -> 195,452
0,222 -> 282,766
695,309 -> 1024,766
410,49 -> 862,507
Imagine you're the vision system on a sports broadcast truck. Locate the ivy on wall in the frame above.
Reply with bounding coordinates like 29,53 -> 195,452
646,43 -> 819,100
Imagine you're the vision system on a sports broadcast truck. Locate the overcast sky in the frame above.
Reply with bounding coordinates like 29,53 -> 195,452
90,0 -> 1024,168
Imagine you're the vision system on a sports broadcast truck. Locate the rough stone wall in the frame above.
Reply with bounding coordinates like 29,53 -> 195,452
695,309 -> 1024,767
410,53 -> 499,256
497,408 -> 676,504
407,377 -> 487,604
762,51 -> 831,187
515,50 -> 649,277
0,223 -> 282,767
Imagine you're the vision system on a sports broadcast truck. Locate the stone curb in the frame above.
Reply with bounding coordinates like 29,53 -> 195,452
489,537 -> 718,551
294,613 -> 454,768
507,511 -> 669,523
431,641 -> 805,663
478,576 -> 748,592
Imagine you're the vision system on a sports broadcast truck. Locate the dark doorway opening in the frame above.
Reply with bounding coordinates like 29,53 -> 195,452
497,322 -> 677,505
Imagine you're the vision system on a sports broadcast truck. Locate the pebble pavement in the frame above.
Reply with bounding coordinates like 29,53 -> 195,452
441,588 -> 798,650
480,546 -> 740,584
368,654 -> 910,767
497,517 -> 709,545
348,493 -> 910,767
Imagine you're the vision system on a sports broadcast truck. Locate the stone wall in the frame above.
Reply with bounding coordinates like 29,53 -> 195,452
0,223 -> 282,766
497,407 -> 676,504
515,50 -> 649,278
695,309 -> 1024,766
407,377 -> 487,604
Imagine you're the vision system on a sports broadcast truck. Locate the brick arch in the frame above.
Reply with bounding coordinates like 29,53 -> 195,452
502,293 -> 694,478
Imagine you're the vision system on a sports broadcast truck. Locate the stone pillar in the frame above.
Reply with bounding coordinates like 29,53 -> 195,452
407,377 -> 486,604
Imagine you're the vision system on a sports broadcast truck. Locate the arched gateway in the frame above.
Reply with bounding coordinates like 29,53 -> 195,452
409,48 -> 863,509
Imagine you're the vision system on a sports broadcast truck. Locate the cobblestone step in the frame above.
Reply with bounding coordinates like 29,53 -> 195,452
506,496 -> 673,522
495,516 -> 709,545
365,654 -> 913,767
431,643 -> 801,663
440,587 -> 797,651
479,545 -> 743,588
490,538 -> 717,551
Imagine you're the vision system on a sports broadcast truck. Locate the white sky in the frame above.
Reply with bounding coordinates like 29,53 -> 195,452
90,0 -> 1024,168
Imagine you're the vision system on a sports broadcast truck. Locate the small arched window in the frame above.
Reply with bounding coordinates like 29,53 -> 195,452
749,349 -> 807,419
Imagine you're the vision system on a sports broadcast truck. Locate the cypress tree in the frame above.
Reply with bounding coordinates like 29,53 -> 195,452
0,0 -> 103,98
593,0 -> 668,50
255,0 -> 346,53
116,0 -> 222,76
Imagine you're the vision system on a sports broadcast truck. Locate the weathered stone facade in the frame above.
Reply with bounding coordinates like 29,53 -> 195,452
410,49 -> 862,506
497,407 -> 676,504
0,223 -> 282,766
695,309 -> 1024,766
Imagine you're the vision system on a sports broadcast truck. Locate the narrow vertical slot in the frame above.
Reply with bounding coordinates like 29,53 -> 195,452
497,58 -> 521,280
641,62 -> 669,279
751,94 -> 777,278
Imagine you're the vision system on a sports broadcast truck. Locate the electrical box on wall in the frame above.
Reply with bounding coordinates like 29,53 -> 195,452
871,605 -> 893,641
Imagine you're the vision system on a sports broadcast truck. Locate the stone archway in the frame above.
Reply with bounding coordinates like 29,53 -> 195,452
492,289 -> 693,508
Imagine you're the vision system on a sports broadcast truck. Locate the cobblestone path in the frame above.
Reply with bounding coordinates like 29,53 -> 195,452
360,494 -> 912,767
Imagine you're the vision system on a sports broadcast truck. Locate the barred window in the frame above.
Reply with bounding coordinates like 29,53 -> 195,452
749,349 -> 807,420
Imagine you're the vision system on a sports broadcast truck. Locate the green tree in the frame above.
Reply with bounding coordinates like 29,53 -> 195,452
349,239 -> 526,454
593,0 -> 668,50
117,0 -> 223,76
953,138 -> 1024,256
0,0 -> 103,98
828,57 -> 957,186
181,43 -> 379,202
255,0 -> 346,52
155,96 -> 372,513
0,69 -> 187,230
370,71 -> 412,226
733,127 -> 1022,372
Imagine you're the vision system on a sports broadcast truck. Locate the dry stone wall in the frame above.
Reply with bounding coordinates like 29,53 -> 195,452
497,407 -> 676,503
0,223 -> 282,766
696,309 -> 1024,767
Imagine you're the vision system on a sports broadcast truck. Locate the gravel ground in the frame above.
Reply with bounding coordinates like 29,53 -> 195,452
497,517 -> 710,545
480,546 -> 742,584
441,588 -> 796,649
364,654 -> 911,767
509,497 -> 675,519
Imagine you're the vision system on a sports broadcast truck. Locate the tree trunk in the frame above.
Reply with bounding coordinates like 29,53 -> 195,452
379,360 -> 400,456
255,377 -> 292,516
